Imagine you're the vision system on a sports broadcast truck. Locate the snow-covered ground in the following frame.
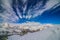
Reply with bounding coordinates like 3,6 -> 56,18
0,22 -> 60,40
8,25 -> 60,40
0,22 -> 54,35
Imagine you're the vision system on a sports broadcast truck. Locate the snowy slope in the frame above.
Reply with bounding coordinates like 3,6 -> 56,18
8,25 -> 60,40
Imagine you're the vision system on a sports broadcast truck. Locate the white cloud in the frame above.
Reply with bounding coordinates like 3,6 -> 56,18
19,0 -> 60,19
29,0 -> 60,18
22,0 -> 27,4
0,0 -> 60,22
0,0 -> 19,22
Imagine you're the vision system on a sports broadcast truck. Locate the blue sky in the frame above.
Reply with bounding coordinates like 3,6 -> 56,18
17,0 -> 60,24
0,0 -> 60,24
29,5 -> 60,24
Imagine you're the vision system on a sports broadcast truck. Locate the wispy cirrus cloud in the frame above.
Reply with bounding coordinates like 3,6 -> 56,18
28,0 -> 60,18
0,0 -> 60,23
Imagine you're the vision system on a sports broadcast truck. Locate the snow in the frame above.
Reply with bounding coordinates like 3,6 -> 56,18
8,25 -> 60,40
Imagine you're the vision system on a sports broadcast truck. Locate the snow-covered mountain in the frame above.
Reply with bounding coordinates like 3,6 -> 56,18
8,24 -> 60,40
0,22 -> 54,36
